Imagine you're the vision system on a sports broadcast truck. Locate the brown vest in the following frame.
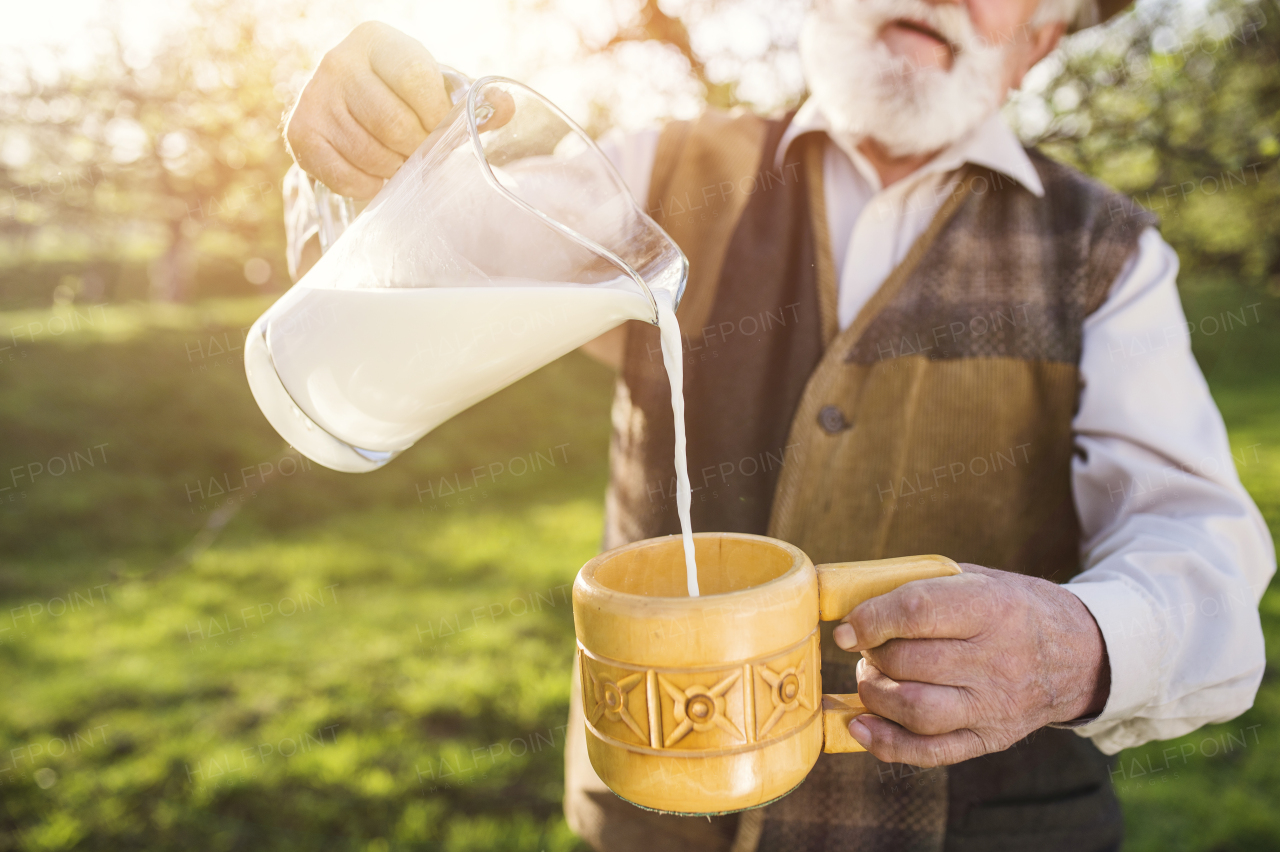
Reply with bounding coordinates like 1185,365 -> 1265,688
583,109 -> 1154,852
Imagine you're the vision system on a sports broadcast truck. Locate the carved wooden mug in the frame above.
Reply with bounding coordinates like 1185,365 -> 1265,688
572,531 -> 961,815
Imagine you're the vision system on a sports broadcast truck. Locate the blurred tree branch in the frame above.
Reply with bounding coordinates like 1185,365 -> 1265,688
606,0 -> 711,88
580,0 -> 809,112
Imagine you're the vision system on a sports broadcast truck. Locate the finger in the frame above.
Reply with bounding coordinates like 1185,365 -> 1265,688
848,712 -> 990,768
859,636 -> 981,686
843,572 -> 992,650
343,70 -> 429,158
855,657 -> 976,736
364,25 -> 453,133
325,106 -> 406,181
294,134 -> 384,200
474,87 -> 516,133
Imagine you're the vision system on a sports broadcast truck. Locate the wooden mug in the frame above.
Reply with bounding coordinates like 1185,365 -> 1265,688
572,531 -> 960,815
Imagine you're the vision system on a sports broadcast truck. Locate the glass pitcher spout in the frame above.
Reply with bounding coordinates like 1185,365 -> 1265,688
462,77 -> 687,324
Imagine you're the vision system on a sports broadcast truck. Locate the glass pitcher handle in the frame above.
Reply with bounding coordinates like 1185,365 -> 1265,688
311,66 -> 474,253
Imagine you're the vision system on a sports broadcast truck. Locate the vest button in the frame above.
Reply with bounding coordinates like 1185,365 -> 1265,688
818,405 -> 851,434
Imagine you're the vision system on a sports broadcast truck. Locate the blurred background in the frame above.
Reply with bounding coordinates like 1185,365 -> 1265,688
0,0 -> 1277,849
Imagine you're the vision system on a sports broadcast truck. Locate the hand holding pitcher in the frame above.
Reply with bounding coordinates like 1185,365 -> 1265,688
285,21 -> 455,200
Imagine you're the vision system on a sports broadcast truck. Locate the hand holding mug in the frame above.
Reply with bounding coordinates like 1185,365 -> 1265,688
835,564 -> 1110,766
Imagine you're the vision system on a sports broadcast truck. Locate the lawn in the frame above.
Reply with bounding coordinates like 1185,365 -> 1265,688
0,280 -> 1276,851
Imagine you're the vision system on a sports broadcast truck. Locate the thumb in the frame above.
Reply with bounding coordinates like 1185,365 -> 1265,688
363,24 -> 453,133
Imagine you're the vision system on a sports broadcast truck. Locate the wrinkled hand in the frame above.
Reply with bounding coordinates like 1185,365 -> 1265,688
832,564 -> 1109,767
285,21 -> 453,199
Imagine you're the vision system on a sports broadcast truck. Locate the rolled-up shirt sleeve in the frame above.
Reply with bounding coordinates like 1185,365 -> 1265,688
1064,226 -> 1275,754
282,163 -> 320,282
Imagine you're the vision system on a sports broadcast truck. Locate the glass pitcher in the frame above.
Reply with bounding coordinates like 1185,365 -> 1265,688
246,76 -> 688,473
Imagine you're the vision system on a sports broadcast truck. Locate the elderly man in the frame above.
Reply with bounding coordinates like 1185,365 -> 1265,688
283,0 -> 1274,849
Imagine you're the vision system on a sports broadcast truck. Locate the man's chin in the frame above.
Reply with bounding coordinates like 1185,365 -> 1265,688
801,5 -> 1007,162
820,86 -> 990,158
809,47 -> 1005,158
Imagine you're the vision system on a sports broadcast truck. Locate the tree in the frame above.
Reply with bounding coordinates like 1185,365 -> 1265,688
0,0 -> 314,301
583,0 -> 1279,287
1005,0 -> 1278,287
3,0 -> 1275,300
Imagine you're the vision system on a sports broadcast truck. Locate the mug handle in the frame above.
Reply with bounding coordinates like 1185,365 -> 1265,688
814,555 -> 962,753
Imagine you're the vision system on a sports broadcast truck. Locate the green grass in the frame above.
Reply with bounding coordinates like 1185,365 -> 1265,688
1103,281 -> 1280,852
0,282 -> 1276,851
0,298 -> 613,850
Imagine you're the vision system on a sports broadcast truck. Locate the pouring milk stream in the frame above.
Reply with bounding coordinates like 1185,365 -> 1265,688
245,76 -> 702,595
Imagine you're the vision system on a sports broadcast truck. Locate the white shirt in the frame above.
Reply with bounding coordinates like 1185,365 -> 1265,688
596,102 -> 1276,755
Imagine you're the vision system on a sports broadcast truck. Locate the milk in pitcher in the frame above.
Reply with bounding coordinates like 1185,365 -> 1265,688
245,278 -> 702,595
247,280 -> 649,456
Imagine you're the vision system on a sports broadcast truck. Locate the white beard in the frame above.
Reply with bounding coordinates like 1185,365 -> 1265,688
800,0 -> 1010,157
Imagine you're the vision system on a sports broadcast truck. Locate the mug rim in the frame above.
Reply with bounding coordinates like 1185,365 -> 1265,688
576,531 -> 809,603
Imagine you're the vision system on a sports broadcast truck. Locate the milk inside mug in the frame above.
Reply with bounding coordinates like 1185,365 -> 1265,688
245,76 -> 688,474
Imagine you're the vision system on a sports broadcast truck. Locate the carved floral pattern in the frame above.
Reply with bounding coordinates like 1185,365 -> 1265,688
580,631 -> 821,754
657,671 -> 742,747
758,658 -> 813,736
586,669 -> 646,742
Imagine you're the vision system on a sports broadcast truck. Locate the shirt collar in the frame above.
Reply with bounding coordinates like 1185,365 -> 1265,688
775,100 -> 1045,198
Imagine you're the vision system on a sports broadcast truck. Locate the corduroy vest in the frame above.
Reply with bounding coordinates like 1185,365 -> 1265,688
566,109 -> 1155,852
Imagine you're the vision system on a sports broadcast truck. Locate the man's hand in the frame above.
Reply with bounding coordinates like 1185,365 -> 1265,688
832,564 -> 1110,767
285,22 -> 453,200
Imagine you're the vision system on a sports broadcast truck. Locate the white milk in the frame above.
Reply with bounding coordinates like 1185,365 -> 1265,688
257,282 -> 647,452
248,279 -> 701,595
654,291 -> 699,596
